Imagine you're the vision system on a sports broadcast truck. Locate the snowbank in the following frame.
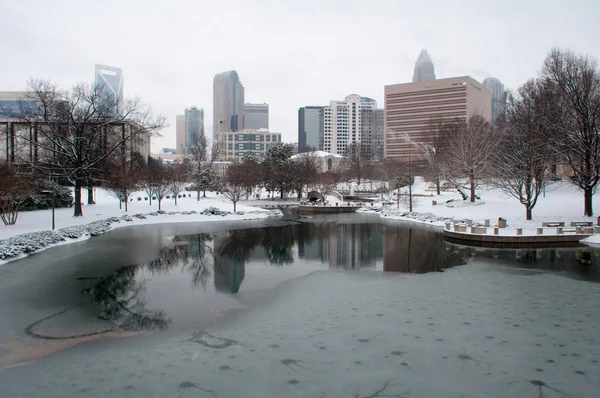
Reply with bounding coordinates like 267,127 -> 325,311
0,189 -> 282,264
363,180 -> 600,239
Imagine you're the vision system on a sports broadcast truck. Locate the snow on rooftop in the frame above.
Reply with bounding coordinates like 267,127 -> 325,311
290,150 -> 344,159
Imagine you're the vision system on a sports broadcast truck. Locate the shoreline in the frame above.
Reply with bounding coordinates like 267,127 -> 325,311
0,208 -> 282,265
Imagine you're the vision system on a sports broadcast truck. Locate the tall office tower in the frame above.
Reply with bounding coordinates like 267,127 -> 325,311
384,76 -> 492,161
323,94 -> 377,156
175,114 -> 185,154
298,106 -> 324,152
412,49 -> 436,82
366,108 -> 385,160
213,70 -> 245,141
483,77 -> 507,127
95,64 -> 123,109
184,106 -> 204,154
243,103 -> 269,130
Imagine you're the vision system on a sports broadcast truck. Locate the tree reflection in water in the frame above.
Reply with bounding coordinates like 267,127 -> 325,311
84,265 -> 170,331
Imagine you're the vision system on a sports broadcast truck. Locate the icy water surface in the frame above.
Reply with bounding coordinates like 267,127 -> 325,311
0,215 -> 599,397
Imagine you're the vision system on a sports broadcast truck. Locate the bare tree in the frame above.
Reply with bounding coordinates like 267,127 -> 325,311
540,48 -> 600,216
7,79 -> 165,217
291,151 -> 319,200
167,162 -> 189,206
222,162 -> 247,212
492,80 -> 557,220
442,115 -> 499,202
104,154 -> 144,212
418,117 -> 450,195
0,163 -> 36,225
142,161 -> 170,211
342,141 -> 370,185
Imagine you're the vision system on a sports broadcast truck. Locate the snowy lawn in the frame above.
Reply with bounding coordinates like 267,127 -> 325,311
0,188 -> 281,263
359,177 -> 600,244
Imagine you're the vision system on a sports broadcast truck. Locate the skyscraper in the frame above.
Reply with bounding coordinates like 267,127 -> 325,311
298,106 -> 324,152
243,103 -> 269,130
95,64 -> 123,108
184,106 -> 204,154
483,77 -> 507,126
412,49 -> 436,82
175,114 -> 185,154
323,94 -> 377,156
213,71 -> 244,141
385,76 -> 492,160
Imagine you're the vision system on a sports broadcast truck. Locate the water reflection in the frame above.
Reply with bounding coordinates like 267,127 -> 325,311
383,225 -> 466,273
445,243 -> 600,282
79,222 -> 600,332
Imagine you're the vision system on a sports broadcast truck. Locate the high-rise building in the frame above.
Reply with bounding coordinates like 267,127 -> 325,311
412,49 -> 436,82
384,76 -> 492,160
243,103 -> 268,130
95,64 -> 123,108
298,106 -> 324,152
213,70 -> 245,141
175,114 -> 185,154
184,106 -> 204,154
323,94 -> 378,156
483,77 -> 506,127
368,108 -> 385,160
218,129 -> 281,161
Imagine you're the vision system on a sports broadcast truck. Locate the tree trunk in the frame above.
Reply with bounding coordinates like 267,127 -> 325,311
74,179 -> 83,217
158,198 -> 162,211
584,186 -> 594,216
197,190 -> 200,201
174,194 -> 178,206
436,178 -> 441,195
233,201 -> 237,212
280,190 -> 284,199
203,190 -> 206,197
408,181 -> 413,212
87,186 -> 95,204
469,172 -> 475,203
526,206 -> 532,221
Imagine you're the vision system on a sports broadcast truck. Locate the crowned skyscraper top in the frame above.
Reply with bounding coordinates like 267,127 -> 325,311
213,70 -> 245,141
95,64 -> 123,108
412,49 -> 436,82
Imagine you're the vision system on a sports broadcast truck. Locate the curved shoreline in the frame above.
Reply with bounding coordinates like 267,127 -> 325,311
0,208 -> 282,265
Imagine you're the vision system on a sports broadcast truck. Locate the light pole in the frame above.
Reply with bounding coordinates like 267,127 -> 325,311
42,188 -> 56,230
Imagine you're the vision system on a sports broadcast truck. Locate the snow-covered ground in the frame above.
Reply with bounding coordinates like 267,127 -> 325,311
0,189 -> 281,264
359,177 -> 600,244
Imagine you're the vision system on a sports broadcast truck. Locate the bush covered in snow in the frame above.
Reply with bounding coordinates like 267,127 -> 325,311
21,183 -> 73,211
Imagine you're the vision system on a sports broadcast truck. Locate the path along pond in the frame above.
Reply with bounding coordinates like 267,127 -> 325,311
0,213 -> 599,397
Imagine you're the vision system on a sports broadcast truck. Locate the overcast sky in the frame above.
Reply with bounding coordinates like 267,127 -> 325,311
1,0 -> 599,152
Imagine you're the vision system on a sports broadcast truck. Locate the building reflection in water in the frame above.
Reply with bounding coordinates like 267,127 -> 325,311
383,224 -> 465,273
297,222 -> 382,269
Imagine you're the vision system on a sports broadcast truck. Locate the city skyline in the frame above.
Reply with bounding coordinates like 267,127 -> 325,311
1,0 -> 598,152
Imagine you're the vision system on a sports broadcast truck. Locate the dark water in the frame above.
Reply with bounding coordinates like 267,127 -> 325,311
26,219 -> 597,335
2,217 -> 600,397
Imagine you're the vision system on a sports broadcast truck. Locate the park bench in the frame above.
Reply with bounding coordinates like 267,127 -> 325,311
570,221 -> 593,227
542,221 -> 565,227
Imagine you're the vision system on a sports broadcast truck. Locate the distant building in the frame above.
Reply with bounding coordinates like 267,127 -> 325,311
184,106 -> 204,154
290,150 -> 344,172
218,129 -> 281,161
384,76 -> 492,160
298,106 -> 324,152
483,77 -> 507,127
323,94 -> 378,157
175,114 -> 185,154
95,64 -> 123,109
412,49 -> 436,82
243,103 -> 268,130
213,70 -> 245,141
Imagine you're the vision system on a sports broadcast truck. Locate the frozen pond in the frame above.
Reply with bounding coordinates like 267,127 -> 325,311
0,214 -> 599,397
